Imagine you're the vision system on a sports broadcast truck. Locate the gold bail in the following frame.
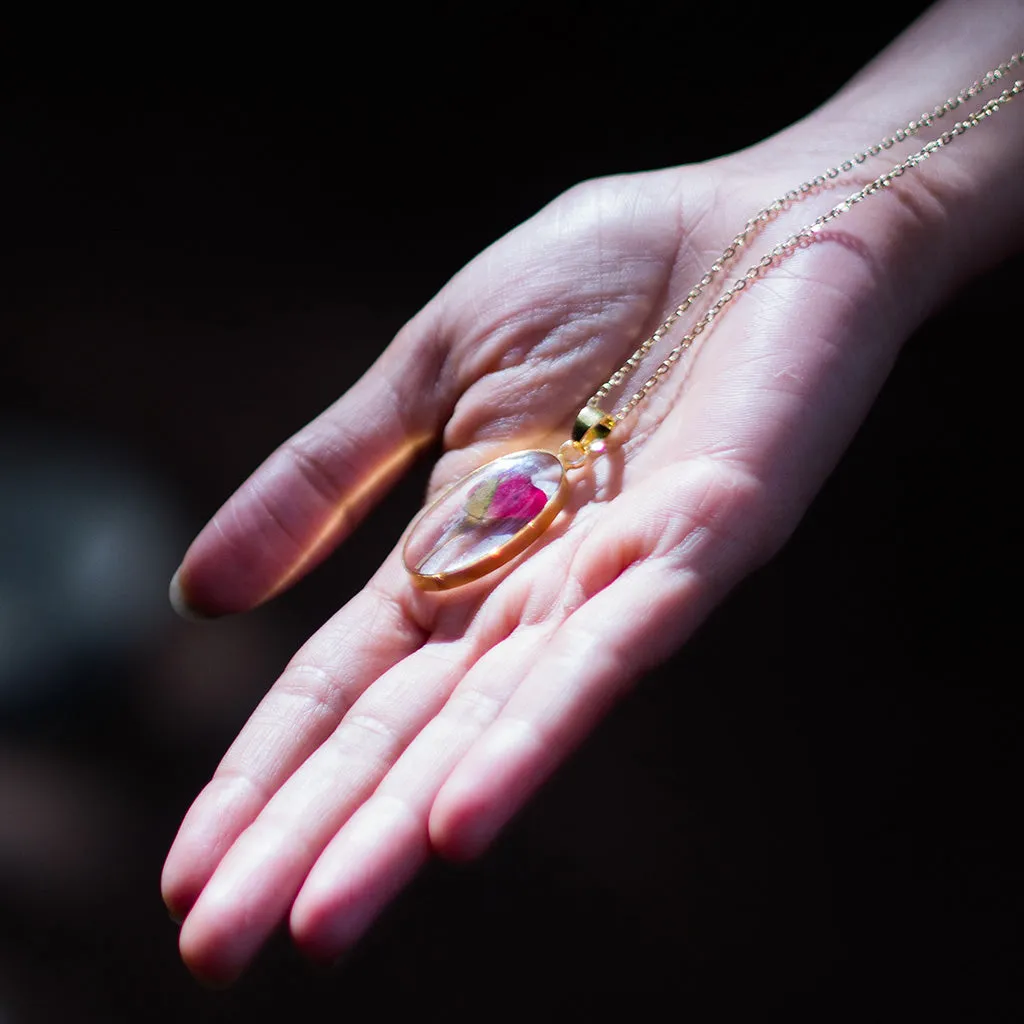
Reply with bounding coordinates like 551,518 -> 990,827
572,404 -> 616,452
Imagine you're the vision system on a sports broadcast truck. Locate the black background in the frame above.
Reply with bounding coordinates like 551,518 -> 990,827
1,3 -> 1021,1020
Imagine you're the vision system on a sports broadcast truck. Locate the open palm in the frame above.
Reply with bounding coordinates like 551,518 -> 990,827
161,24 -> 1024,980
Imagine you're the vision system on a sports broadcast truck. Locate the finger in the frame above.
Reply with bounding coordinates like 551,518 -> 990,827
288,620 -> 559,958
429,560 -> 696,861
174,595 -> 495,985
171,310 -> 452,618
161,557 -> 429,924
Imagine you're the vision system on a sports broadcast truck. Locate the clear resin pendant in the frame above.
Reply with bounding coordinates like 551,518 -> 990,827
403,449 -> 569,590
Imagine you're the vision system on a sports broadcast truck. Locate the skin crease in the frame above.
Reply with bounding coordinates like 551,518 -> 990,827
162,0 -> 1024,985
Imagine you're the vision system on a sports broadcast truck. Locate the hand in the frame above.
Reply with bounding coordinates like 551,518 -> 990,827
161,10 -> 1024,983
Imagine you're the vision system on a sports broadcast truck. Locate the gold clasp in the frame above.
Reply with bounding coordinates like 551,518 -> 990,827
572,404 -> 616,453
558,404 -> 616,470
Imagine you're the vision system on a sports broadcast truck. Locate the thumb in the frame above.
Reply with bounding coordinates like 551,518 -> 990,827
171,309 -> 454,617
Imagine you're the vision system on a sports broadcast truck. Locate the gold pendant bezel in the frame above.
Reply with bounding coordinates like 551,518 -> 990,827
403,449 -> 569,591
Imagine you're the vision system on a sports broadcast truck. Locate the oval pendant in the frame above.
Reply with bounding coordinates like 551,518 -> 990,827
403,449 -> 568,591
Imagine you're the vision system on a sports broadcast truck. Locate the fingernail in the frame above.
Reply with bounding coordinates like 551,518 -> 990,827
169,568 -> 218,622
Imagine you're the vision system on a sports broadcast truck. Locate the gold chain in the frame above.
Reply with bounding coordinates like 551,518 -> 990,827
588,51 -> 1023,426
408,51 -> 1023,589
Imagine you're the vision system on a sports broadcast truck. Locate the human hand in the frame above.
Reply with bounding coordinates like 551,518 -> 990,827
161,6 -> 1024,984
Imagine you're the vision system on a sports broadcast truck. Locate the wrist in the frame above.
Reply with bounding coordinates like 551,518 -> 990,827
713,44 -> 1024,336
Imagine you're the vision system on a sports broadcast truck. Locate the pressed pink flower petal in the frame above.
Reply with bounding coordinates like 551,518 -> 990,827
489,474 -> 547,520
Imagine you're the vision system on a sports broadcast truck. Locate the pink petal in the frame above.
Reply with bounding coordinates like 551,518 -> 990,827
489,474 -> 547,519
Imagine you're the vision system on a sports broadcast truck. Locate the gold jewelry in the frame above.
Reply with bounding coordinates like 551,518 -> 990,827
403,53 -> 1022,591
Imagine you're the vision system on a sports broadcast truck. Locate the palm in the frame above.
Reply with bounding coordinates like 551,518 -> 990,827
163,151 -> 924,981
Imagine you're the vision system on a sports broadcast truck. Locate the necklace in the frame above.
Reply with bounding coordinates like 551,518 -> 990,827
403,53 -> 1022,591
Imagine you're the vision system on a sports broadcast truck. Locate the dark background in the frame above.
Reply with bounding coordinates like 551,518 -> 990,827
1,3 -> 1020,1020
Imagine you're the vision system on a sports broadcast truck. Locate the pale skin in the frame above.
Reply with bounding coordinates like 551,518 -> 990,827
162,0 -> 1024,984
